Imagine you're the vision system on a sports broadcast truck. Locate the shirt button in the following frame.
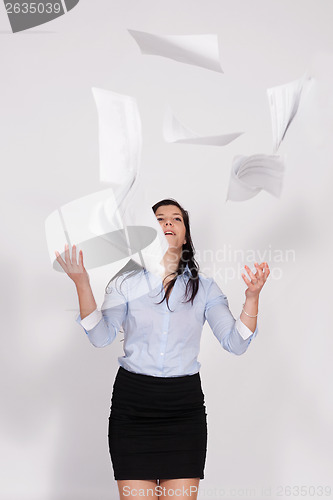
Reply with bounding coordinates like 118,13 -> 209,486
160,352 -> 164,355
163,331 -> 167,335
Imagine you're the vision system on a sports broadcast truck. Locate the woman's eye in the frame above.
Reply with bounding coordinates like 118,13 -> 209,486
157,217 -> 163,221
175,217 -> 182,221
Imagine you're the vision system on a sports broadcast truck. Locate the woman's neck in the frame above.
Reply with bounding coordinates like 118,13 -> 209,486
160,249 -> 182,279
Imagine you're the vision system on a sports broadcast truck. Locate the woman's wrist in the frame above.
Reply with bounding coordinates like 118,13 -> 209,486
244,294 -> 259,306
242,295 -> 259,318
75,281 -> 92,293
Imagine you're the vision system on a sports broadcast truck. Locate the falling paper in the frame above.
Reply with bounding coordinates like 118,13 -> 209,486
92,86 -> 143,231
46,189 -> 129,271
226,154 -> 285,201
46,86 -> 169,279
300,77 -> 332,149
163,106 -> 243,146
108,175 -> 170,277
45,186 -> 169,276
128,30 -> 223,73
267,74 -> 310,152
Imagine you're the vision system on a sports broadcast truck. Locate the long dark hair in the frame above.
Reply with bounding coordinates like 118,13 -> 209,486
105,198 -> 200,311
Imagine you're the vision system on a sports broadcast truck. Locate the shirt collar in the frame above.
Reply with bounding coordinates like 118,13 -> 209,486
144,262 -> 193,280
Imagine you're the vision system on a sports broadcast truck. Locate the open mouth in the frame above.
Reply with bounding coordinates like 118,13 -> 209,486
164,231 -> 175,235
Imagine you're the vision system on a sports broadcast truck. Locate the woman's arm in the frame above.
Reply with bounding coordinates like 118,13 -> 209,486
204,280 -> 258,355
240,262 -> 270,333
55,243 -> 126,347
204,261 -> 270,355
55,243 -> 97,319
75,282 -> 97,320
240,296 -> 259,333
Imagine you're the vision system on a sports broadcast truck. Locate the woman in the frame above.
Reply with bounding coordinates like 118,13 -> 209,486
55,198 -> 269,500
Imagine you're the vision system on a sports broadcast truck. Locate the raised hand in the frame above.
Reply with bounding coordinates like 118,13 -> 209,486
55,243 -> 90,289
242,262 -> 270,299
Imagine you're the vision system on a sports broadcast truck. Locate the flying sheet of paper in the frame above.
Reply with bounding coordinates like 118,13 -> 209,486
92,86 -> 143,230
226,154 -> 285,201
300,75 -> 332,149
106,175 -> 169,278
46,86 -> 170,278
45,186 -> 169,278
163,106 -> 243,145
46,189 -> 127,271
128,30 -> 223,73
267,75 -> 310,152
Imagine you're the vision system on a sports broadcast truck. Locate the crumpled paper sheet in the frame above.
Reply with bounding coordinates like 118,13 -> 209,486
163,105 -> 243,145
128,29 -> 223,73
226,154 -> 285,201
267,74 -> 311,152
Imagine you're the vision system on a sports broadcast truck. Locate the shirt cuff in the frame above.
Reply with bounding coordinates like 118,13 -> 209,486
235,317 -> 257,340
76,309 -> 103,332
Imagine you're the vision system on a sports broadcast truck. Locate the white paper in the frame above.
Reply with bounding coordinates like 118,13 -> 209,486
128,29 -> 223,73
92,86 -> 143,224
267,74 -> 310,152
112,178 -> 169,278
226,154 -> 285,201
45,186 -> 169,277
46,189 -> 125,271
46,87 -> 169,278
163,106 -> 243,145
92,86 -> 141,182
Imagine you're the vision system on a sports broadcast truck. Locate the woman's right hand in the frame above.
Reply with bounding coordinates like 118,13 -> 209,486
55,243 -> 90,289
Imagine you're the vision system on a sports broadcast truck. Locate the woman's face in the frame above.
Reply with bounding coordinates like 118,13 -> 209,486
155,205 -> 187,250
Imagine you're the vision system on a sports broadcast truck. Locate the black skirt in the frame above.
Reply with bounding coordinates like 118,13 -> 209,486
108,366 -> 208,481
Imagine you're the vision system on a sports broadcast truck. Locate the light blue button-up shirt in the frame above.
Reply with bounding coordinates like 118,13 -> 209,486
76,264 -> 258,377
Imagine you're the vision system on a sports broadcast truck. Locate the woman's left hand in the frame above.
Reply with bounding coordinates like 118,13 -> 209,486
242,262 -> 270,299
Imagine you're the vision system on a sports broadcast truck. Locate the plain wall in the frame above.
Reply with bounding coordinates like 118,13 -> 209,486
1,1 -> 333,498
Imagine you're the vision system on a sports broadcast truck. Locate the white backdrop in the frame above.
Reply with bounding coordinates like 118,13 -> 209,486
1,1 -> 333,499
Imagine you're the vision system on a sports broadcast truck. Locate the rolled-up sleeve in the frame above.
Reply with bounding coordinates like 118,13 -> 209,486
204,279 -> 258,355
76,277 -> 128,348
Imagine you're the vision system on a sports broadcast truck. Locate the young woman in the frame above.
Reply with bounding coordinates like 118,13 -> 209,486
55,198 -> 270,500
